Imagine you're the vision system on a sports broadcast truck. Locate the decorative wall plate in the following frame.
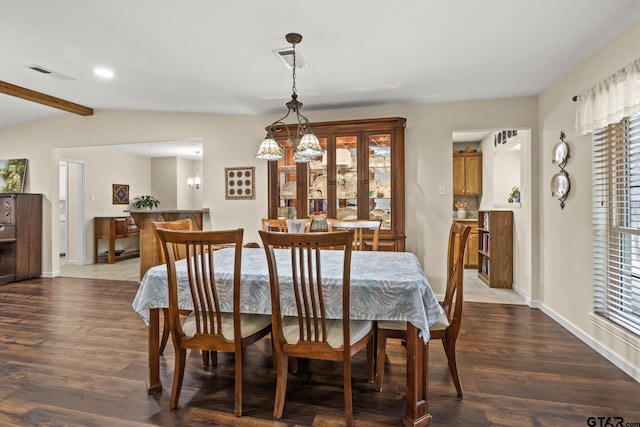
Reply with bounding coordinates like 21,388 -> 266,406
550,171 -> 570,209
552,140 -> 570,167
312,175 -> 327,196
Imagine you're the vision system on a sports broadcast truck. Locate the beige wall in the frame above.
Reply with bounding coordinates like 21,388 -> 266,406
1,17 -> 639,380
537,19 -> 640,379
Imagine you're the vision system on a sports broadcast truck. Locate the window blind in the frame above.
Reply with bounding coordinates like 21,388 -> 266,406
593,112 -> 640,336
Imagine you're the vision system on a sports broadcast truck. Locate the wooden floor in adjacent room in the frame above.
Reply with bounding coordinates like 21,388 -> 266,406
0,277 -> 639,426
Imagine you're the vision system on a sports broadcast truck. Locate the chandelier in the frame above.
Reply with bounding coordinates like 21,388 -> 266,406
256,33 -> 323,162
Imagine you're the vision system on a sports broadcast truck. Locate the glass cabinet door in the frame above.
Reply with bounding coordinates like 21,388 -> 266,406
267,117 -> 405,251
368,133 -> 392,230
307,137 -> 328,229
275,140 -> 298,219
335,136 -> 359,221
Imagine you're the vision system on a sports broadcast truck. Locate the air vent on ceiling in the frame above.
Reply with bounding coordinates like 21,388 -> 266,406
273,47 -> 307,69
28,65 -> 75,81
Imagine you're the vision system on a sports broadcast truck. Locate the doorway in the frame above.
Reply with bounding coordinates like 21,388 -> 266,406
452,128 -> 532,304
59,159 -> 85,266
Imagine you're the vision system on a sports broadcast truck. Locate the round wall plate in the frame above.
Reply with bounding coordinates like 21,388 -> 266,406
551,171 -> 570,208
552,141 -> 570,167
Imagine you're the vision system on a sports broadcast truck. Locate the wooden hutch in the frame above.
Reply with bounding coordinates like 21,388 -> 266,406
267,117 -> 406,251
0,193 -> 42,285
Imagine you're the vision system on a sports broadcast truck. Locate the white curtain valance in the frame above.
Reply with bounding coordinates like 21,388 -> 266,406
575,58 -> 640,135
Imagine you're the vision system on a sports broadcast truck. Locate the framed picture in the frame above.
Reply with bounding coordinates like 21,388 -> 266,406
0,159 -> 27,193
225,166 -> 255,200
112,184 -> 130,204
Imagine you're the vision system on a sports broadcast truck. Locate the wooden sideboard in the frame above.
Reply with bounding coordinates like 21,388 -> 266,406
0,193 -> 42,285
129,209 -> 208,281
94,216 -> 140,264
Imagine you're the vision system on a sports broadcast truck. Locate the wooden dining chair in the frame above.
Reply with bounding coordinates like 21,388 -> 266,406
151,219 -> 194,357
326,218 -> 381,251
259,230 -> 375,427
375,221 -> 471,396
156,228 -> 272,415
261,217 -> 312,233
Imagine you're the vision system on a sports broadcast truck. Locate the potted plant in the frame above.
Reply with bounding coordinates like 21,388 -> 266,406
131,195 -> 160,210
508,186 -> 520,203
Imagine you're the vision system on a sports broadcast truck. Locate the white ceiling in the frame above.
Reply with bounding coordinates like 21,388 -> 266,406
2,0 -> 640,157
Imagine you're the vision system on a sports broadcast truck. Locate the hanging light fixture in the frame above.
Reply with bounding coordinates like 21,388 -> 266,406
256,33 -> 323,162
187,150 -> 201,189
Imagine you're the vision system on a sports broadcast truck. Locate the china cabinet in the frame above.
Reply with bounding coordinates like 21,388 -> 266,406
453,152 -> 482,195
267,117 -> 406,251
477,210 -> 513,288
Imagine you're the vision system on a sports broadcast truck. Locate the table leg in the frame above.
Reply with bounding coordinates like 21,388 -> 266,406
147,308 -> 162,394
403,323 -> 432,427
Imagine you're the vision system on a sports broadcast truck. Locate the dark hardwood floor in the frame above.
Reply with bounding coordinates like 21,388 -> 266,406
0,277 -> 638,426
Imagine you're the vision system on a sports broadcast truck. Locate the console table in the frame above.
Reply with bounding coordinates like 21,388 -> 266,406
94,216 -> 140,264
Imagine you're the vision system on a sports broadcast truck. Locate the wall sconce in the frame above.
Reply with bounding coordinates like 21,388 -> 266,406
187,176 -> 200,189
187,150 -> 201,189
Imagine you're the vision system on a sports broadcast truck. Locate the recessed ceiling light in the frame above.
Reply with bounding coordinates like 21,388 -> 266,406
93,67 -> 114,79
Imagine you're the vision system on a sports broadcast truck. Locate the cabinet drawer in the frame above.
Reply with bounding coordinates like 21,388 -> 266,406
0,224 -> 16,240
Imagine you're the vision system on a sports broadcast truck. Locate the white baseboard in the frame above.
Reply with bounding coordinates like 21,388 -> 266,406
40,271 -> 59,278
538,303 -> 640,382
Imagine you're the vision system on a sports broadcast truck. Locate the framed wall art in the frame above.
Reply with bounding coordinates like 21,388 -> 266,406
0,158 -> 28,193
225,166 -> 255,200
112,184 -> 130,204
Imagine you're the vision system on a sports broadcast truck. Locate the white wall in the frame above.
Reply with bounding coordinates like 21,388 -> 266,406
58,146 -> 151,268
178,157 -> 203,210
480,129 -> 533,299
151,157 -> 177,209
537,19 -> 640,379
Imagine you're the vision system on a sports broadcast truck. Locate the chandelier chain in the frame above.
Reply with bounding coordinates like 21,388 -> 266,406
291,41 -> 297,99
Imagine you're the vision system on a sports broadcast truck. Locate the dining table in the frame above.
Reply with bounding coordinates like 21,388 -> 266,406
132,247 -> 445,427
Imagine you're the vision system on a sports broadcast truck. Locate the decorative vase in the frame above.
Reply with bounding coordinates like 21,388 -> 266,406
456,209 -> 467,219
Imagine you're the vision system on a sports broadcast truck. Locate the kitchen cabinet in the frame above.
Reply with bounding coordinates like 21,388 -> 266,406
267,117 -> 406,251
453,152 -> 482,195
455,220 -> 478,268
0,193 -> 42,285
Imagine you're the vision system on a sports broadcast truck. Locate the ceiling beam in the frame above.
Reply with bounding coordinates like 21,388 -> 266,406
0,80 -> 93,116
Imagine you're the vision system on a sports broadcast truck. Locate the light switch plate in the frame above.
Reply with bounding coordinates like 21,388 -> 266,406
438,185 -> 446,196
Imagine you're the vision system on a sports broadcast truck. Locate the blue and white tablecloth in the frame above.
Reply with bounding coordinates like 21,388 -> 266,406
132,248 -> 444,341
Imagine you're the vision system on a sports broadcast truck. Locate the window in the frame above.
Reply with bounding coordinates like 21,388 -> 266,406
593,112 -> 640,336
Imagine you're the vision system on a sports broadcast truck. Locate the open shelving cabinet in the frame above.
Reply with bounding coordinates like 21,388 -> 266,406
477,210 -> 513,288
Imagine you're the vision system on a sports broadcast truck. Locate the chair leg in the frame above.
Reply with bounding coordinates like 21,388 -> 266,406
343,359 -> 353,427
170,348 -> 187,409
273,354 -> 288,419
375,329 -> 388,391
234,350 -> 243,416
159,308 -> 170,355
366,336 -> 374,383
442,338 -> 463,397
202,350 -> 209,367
